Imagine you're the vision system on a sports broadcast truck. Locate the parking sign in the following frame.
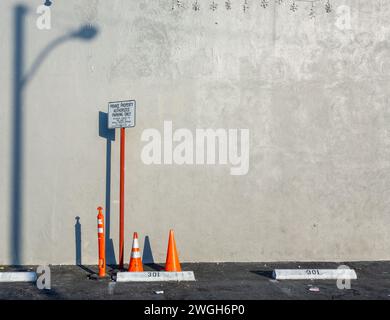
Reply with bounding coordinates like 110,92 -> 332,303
108,100 -> 136,129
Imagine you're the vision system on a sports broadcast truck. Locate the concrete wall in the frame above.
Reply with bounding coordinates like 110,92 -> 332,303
1,0 -> 390,265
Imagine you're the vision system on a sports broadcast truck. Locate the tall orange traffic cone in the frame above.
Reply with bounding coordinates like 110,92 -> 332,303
97,207 -> 105,277
165,230 -> 182,272
128,232 -> 144,272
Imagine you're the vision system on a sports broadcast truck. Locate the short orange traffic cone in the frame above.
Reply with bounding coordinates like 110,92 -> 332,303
165,230 -> 182,272
128,232 -> 144,272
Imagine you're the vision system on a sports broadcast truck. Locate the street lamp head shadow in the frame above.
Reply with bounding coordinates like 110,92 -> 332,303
71,25 -> 99,41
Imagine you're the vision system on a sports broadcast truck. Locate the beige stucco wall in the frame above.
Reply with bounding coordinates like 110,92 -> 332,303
1,0 -> 390,265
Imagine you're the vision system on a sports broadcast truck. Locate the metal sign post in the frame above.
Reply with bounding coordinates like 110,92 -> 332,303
119,127 -> 125,269
108,100 -> 136,270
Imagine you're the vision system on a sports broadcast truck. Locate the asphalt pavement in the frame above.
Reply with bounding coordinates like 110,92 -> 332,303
0,262 -> 389,300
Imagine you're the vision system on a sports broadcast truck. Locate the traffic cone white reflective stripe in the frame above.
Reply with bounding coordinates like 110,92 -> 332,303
130,237 -> 141,258
131,250 -> 141,258
132,237 -> 140,249
98,218 -> 104,235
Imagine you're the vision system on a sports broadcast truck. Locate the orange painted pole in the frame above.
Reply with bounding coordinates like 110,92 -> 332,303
97,206 -> 106,277
119,128 -> 125,269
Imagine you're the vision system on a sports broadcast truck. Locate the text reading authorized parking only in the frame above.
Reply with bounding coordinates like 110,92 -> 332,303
108,100 -> 136,129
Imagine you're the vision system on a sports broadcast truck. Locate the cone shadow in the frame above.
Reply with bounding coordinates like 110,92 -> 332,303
142,235 -> 164,271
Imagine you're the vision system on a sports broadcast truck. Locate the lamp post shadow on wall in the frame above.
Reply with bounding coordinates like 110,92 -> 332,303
98,112 -> 117,267
10,4 -> 98,266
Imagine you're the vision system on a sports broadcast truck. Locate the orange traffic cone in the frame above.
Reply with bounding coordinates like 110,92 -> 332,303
165,230 -> 182,272
128,232 -> 144,272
